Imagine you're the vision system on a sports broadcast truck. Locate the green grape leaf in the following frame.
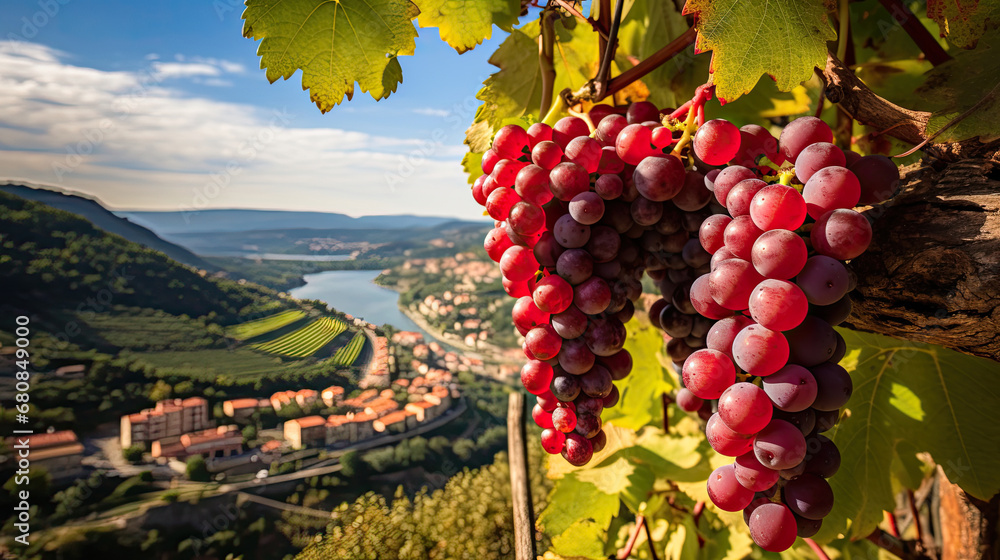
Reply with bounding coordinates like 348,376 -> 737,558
414,0 -> 520,53
242,0 -> 419,112
927,0 -> 1000,49
682,0 -> 836,102
600,321 -> 674,430
468,20 -> 542,148
915,31 -> 1000,142
818,329 -> 1000,542
464,16 -> 599,175
550,519 -> 608,559
538,474 -> 621,535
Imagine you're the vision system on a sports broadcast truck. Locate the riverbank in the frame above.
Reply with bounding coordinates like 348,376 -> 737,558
395,299 -> 523,368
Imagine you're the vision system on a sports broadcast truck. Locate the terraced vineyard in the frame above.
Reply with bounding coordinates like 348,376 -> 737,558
331,331 -> 366,366
252,316 -> 347,357
227,309 -> 306,340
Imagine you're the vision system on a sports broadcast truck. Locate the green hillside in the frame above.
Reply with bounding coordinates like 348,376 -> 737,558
0,190 -> 285,325
0,182 -> 215,270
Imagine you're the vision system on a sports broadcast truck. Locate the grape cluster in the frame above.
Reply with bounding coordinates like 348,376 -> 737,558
471,97 -> 900,551
473,101 -> 711,466
671,115 -> 900,551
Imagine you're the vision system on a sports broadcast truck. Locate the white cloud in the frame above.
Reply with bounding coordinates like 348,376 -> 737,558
151,62 -> 221,79
0,41 -> 481,219
196,78 -> 234,87
413,107 -> 451,118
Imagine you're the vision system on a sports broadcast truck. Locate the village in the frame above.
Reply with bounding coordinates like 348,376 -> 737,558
8,330 -> 474,485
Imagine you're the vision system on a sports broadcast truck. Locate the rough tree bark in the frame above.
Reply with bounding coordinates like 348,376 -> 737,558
820,54 -> 1000,362
937,467 -> 1000,560
845,160 -> 1000,361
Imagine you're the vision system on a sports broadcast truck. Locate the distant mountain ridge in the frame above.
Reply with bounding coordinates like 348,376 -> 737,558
118,209 -> 486,235
0,189 -> 282,323
0,181 -> 214,271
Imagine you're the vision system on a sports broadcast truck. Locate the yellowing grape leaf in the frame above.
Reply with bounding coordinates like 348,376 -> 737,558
547,423 -> 637,479
915,31 -> 1000,142
414,0 -> 521,53
461,150 -> 483,183
817,329 -> 1000,542
927,0 -> 1000,49
575,457 -> 637,495
242,0 -> 419,112
682,0 -> 836,102
550,519 -> 608,559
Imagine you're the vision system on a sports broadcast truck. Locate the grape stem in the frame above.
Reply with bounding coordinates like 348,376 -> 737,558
669,86 -> 711,156
541,94 -> 570,127
667,100 -> 693,122
617,515 -> 645,559
804,538 -> 831,560
907,489 -> 924,546
661,393 -> 672,433
884,510 -> 900,538
567,106 -> 597,134
642,516 -> 660,560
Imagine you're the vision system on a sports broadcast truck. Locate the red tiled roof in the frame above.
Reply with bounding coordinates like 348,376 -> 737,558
10,430 -> 78,449
288,416 -> 326,429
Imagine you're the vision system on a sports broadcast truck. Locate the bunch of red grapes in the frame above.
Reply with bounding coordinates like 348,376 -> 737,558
671,115 -> 899,551
470,98 -> 900,552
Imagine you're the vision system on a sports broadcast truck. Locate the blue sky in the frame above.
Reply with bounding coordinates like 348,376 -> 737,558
0,0 -> 508,217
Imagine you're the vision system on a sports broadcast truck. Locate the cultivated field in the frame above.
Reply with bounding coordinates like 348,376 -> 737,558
330,331 -> 366,366
253,316 -> 348,357
227,309 -> 307,340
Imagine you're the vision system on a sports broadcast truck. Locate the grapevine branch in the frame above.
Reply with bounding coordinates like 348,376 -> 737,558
551,0 -> 609,40
867,529 -> 933,560
592,0 -> 625,100
564,27 -> 697,105
876,0 -> 952,66
820,53 -> 930,147
539,10 -> 557,117
617,515 -> 645,559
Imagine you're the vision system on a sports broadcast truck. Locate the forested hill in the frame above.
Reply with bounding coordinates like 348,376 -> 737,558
0,182 -> 214,270
0,191 -> 286,324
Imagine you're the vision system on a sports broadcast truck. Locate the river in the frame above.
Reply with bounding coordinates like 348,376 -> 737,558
289,270 -> 425,333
